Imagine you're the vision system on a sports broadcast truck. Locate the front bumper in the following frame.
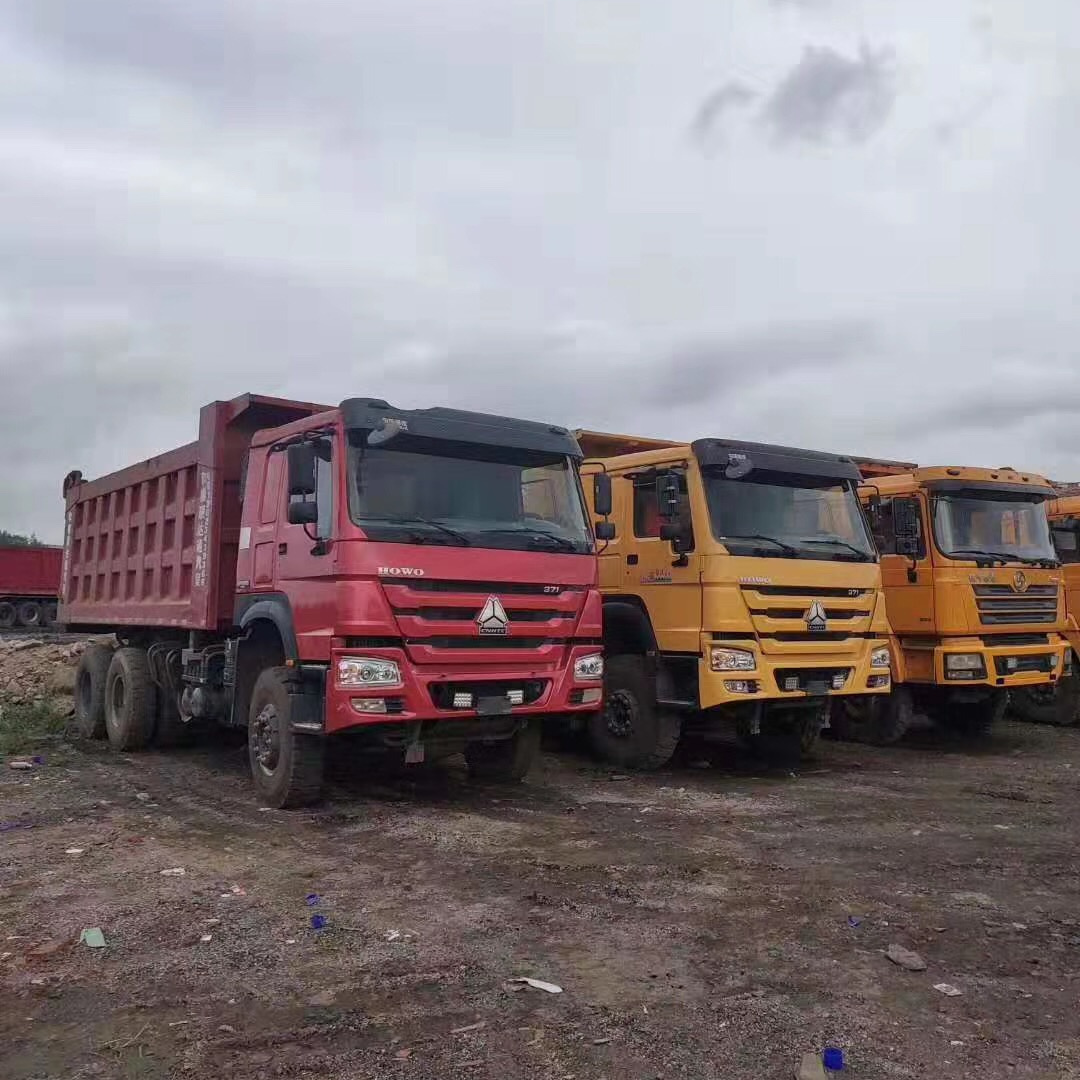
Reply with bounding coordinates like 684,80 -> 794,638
325,643 -> 604,734
698,636 -> 892,709
923,635 -> 1070,689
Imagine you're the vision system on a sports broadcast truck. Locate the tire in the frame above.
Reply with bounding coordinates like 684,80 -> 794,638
465,718 -> 542,782
43,603 -> 58,627
939,689 -> 1007,737
74,642 -> 113,739
1011,675 -> 1080,727
248,667 -> 325,808
0,601 -> 15,630
587,654 -> 681,770
831,688 -> 914,746
104,647 -> 156,751
738,703 -> 823,763
15,601 -> 42,628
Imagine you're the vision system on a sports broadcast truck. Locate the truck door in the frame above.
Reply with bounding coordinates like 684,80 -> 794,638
624,468 -> 702,653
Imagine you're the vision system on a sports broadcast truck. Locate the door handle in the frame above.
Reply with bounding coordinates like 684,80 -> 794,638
278,543 -> 288,555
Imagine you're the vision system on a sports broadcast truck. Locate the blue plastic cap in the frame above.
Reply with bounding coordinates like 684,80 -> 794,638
823,1047 -> 844,1071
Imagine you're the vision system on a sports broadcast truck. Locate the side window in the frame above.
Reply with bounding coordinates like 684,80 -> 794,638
633,472 -> 694,550
288,439 -> 334,540
261,453 -> 283,525
1052,525 -> 1080,564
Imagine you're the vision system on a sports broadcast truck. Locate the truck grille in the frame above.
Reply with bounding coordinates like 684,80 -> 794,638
739,583 -> 875,646
973,584 -> 1058,625
774,667 -> 852,693
992,654 -> 1055,676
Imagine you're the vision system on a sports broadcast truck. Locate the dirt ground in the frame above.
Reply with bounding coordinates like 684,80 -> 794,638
3,705 -> 1080,1080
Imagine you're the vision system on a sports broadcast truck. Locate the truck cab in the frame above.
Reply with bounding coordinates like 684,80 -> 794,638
1010,493 -> 1080,726
850,459 -> 1070,740
577,431 -> 891,766
62,394 -> 603,807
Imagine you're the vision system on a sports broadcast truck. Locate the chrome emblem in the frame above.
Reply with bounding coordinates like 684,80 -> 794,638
477,596 -> 509,636
1013,570 -> 1028,593
805,600 -> 827,632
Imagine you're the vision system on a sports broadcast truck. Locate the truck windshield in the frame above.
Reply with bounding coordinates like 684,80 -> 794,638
704,473 -> 875,561
932,494 -> 1057,565
347,437 -> 592,554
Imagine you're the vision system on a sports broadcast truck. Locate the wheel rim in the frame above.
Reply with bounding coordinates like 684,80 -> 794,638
604,688 -> 637,739
252,703 -> 281,774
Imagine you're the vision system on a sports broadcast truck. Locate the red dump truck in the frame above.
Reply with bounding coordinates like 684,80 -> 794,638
0,545 -> 62,629
61,393 -> 603,806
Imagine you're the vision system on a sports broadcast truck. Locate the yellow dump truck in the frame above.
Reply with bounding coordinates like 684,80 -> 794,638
846,458 -> 1071,741
1009,493 -> 1080,725
576,431 -> 892,766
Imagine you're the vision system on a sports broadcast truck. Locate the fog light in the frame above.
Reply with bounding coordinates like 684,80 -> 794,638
580,687 -> 603,705
783,676 -> 799,692
724,679 -> 758,694
710,646 -> 756,672
452,692 -> 473,708
1050,654 -> 1059,669
351,697 -> 387,714
507,689 -> 525,706
1066,651 -> 1074,676
832,672 -> 848,690
867,674 -> 889,689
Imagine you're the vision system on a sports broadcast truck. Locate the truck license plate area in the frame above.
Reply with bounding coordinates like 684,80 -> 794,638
476,695 -> 512,716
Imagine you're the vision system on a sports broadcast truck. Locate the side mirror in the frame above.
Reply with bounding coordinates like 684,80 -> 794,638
660,521 -> 690,554
593,473 -> 612,518
893,497 -> 921,556
655,474 -> 680,520
867,493 -> 882,518
287,442 -> 317,497
287,500 -> 318,526
595,521 -> 616,541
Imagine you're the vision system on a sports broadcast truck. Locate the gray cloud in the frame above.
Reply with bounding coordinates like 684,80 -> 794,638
0,1 -> 1074,540
760,43 -> 897,144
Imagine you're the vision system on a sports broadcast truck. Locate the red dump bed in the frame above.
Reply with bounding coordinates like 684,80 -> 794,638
851,455 -> 919,479
0,545 -> 63,598
61,394 -> 331,631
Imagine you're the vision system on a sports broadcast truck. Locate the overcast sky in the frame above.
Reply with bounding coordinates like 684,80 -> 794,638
1,1 -> 1078,542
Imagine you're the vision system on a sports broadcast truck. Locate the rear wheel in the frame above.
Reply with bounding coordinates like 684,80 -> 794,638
587,654 -> 681,769
248,667 -> 325,808
75,642 -> 113,739
104,647 -> 156,751
15,601 -> 41,628
465,718 -> 542,782
0,601 -> 16,629
1011,675 -> 1080,727
831,687 -> 914,745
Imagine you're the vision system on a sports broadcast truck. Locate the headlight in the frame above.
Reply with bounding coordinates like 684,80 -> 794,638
710,646 -> 756,672
945,653 -> 983,672
870,646 -> 891,669
574,653 -> 604,680
337,656 -> 402,689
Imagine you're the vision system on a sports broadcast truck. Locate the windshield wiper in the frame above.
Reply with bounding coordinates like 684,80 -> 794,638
480,527 -> 580,552
945,548 -> 1056,567
375,517 -> 472,546
720,534 -> 801,558
798,538 -> 873,561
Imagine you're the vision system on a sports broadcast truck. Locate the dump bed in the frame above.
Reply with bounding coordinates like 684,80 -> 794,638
61,394 -> 330,631
574,429 -> 684,459
851,455 -> 919,479
0,545 -> 63,598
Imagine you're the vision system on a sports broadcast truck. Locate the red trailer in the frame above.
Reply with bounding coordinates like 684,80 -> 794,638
62,393 -> 603,806
0,545 -> 62,629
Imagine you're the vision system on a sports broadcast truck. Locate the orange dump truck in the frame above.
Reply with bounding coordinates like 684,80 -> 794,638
839,457 -> 1070,742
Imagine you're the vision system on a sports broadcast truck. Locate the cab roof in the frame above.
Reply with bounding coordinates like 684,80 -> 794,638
858,465 -> 1055,498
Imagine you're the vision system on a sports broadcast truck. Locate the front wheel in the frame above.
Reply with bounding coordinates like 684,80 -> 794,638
831,688 -> 914,746
248,667 -> 325,808
587,654 -> 681,769
1011,675 -> 1080,727
465,718 -> 542,782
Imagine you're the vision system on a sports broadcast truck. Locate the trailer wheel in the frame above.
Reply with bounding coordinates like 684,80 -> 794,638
248,667 -> 325,808
0,602 -> 15,630
1011,675 -> 1080,726
465,718 -> 542,783
104,647 -> 156,751
831,688 -> 914,745
15,601 -> 42,628
75,642 -> 113,739
587,654 -> 681,769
